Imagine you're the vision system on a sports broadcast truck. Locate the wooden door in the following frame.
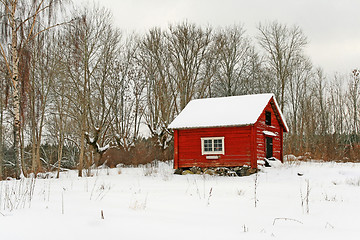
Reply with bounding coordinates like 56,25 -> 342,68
266,137 -> 273,159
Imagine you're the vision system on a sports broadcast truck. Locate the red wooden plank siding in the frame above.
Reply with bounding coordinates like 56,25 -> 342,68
174,129 -> 179,169
178,126 -> 252,168
250,124 -> 256,168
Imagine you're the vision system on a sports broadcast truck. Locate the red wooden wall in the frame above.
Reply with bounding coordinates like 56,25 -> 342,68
174,126 -> 253,169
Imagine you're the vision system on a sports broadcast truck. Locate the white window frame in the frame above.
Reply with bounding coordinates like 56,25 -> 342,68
201,137 -> 225,155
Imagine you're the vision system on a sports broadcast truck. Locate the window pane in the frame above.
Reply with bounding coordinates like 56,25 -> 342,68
213,139 -> 223,152
204,139 -> 213,152
265,111 -> 271,125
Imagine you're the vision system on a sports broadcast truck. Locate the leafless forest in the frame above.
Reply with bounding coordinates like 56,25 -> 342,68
0,1 -> 359,179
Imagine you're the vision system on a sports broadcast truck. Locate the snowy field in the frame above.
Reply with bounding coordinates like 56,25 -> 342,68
1,161 -> 360,240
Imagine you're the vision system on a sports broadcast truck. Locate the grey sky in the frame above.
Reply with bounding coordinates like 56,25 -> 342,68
100,0 -> 360,75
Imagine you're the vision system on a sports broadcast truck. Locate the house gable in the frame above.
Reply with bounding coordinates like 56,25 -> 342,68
255,97 -> 288,132
254,98 -> 285,162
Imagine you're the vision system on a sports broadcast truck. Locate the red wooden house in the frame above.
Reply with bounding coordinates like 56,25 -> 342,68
168,94 -> 288,169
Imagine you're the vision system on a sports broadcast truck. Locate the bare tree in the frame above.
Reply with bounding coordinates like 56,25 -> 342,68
328,74 -> 347,136
60,5 -> 123,176
166,22 -> 214,112
138,27 -> 176,149
27,32 -> 60,175
325,74 -> 347,159
349,70 -> 360,136
212,25 -> 253,96
257,21 -> 307,112
314,69 -> 329,136
285,56 -> 312,154
346,69 -> 360,159
46,33 -> 74,177
109,36 -> 146,151
312,68 -> 330,158
52,67 -> 67,178
139,22 -> 216,149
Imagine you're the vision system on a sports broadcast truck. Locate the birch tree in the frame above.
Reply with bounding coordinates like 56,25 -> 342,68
0,63 -> 5,180
0,0 -> 69,178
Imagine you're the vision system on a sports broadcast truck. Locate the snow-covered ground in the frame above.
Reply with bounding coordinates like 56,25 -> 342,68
1,161 -> 360,240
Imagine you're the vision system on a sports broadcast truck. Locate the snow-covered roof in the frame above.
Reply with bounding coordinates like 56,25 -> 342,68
168,93 -> 288,131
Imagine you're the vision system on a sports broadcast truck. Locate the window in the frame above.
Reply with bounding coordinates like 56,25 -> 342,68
265,111 -> 271,125
201,137 -> 225,155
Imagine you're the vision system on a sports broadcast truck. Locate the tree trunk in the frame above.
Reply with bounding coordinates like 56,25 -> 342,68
30,75 -> 44,175
11,13 -> 24,179
78,101 -> 87,177
0,91 -> 3,180
35,110 -> 45,173
280,77 -> 285,113
31,127 -> 37,174
78,128 -> 85,177
56,140 -> 63,178
35,142 -> 43,173
20,122 -> 26,176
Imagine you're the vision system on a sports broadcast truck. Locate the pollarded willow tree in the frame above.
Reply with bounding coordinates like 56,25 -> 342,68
138,27 -> 176,149
60,5 -> 127,176
0,0 -> 70,178
110,35 -> 146,151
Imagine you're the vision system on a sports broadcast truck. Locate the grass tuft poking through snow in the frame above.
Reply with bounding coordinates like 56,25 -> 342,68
0,177 -> 36,211
345,177 -> 360,186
